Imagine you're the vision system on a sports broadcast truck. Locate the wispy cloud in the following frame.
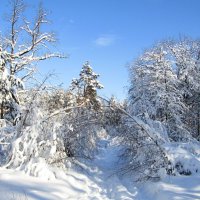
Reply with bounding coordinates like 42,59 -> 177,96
94,35 -> 116,47
69,19 -> 75,24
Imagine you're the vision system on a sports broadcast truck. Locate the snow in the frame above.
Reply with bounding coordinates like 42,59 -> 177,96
1,135 -> 200,200
142,176 -> 200,200
164,141 -> 200,175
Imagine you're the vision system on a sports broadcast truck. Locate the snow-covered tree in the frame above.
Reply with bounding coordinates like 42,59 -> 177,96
58,62 -> 105,159
0,1 -> 66,177
0,47 -> 24,124
0,0 -> 63,124
123,39 -> 200,180
70,61 -> 103,110
166,39 -> 200,139
1,0 -> 63,80
129,44 -> 187,140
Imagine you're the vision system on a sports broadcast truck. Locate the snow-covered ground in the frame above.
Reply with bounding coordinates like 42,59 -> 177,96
1,136 -> 200,200
142,175 -> 200,200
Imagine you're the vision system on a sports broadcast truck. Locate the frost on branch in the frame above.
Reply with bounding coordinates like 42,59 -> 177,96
1,0 -> 64,80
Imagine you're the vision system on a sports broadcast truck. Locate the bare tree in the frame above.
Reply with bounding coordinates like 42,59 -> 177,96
2,0 -> 64,80
0,0 -> 64,123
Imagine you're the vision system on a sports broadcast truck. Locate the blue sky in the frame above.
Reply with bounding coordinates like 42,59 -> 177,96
1,0 -> 200,99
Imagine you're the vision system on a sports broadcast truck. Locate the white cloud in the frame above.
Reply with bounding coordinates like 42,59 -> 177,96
94,35 -> 116,47
69,19 -> 75,24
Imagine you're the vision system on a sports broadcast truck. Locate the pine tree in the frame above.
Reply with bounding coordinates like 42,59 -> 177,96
71,61 -> 103,110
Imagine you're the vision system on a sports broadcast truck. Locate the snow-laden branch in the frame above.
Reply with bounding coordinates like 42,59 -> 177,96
1,0 -> 65,80
98,96 -> 168,164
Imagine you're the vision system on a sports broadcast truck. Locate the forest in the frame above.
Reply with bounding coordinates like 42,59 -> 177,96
0,1 -> 200,199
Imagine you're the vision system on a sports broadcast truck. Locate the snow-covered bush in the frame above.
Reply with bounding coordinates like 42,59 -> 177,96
61,109 -> 103,159
118,115 -> 168,181
165,142 -> 200,176
100,97 -> 168,181
3,90 -> 66,179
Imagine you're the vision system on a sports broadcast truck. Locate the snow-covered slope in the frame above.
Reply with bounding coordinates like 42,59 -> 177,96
1,136 -> 200,200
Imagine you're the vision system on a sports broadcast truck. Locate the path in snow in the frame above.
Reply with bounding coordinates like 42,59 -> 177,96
81,136 -> 139,200
1,135 -> 200,199
0,135 -> 139,200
